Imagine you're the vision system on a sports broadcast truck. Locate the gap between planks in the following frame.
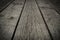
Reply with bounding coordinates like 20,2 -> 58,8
11,0 -> 26,40
0,0 -> 25,40
13,0 -> 51,40
35,0 -> 53,40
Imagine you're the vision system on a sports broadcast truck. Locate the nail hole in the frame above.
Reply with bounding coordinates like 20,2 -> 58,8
9,16 -> 14,19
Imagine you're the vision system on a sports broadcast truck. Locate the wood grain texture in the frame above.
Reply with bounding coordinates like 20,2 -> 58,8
0,0 -> 25,40
36,0 -> 53,9
13,0 -> 51,40
36,0 -> 60,40
0,0 -> 14,12
40,8 -> 60,40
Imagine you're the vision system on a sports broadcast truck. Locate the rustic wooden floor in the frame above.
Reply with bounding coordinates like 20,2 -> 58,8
0,0 -> 60,40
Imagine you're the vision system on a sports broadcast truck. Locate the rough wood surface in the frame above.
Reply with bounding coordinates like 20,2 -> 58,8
0,0 -> 14,12
13,0 -> 51,40
36,0 -> 60,40
0,0 -> 25,40
40,8 -> 60,40
36,0 -> 53,9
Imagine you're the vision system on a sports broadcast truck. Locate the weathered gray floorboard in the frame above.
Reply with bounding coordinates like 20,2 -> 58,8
40,8 -> 60,40
36,0 -> 53,9
0,0 -> 25,40
13,0 -> 51,40
36,0 -> 60,40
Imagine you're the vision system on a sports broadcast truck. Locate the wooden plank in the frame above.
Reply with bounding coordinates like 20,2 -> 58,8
0,0 -> 25,40
13,0 -> 51,40
36,0 -> 60,40
36,0 -> 53,9
36,0 -> 60,14
40,6 -> 60,40
0,0 -> 14,12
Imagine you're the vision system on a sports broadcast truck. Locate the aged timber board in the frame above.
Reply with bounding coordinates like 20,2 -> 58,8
0,0 -> 14,12
0,0 -> 25,40
36,0 -> 60,40
35,0 -> 53,9
40,8 -> 60,40
13,0 -> 51,40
